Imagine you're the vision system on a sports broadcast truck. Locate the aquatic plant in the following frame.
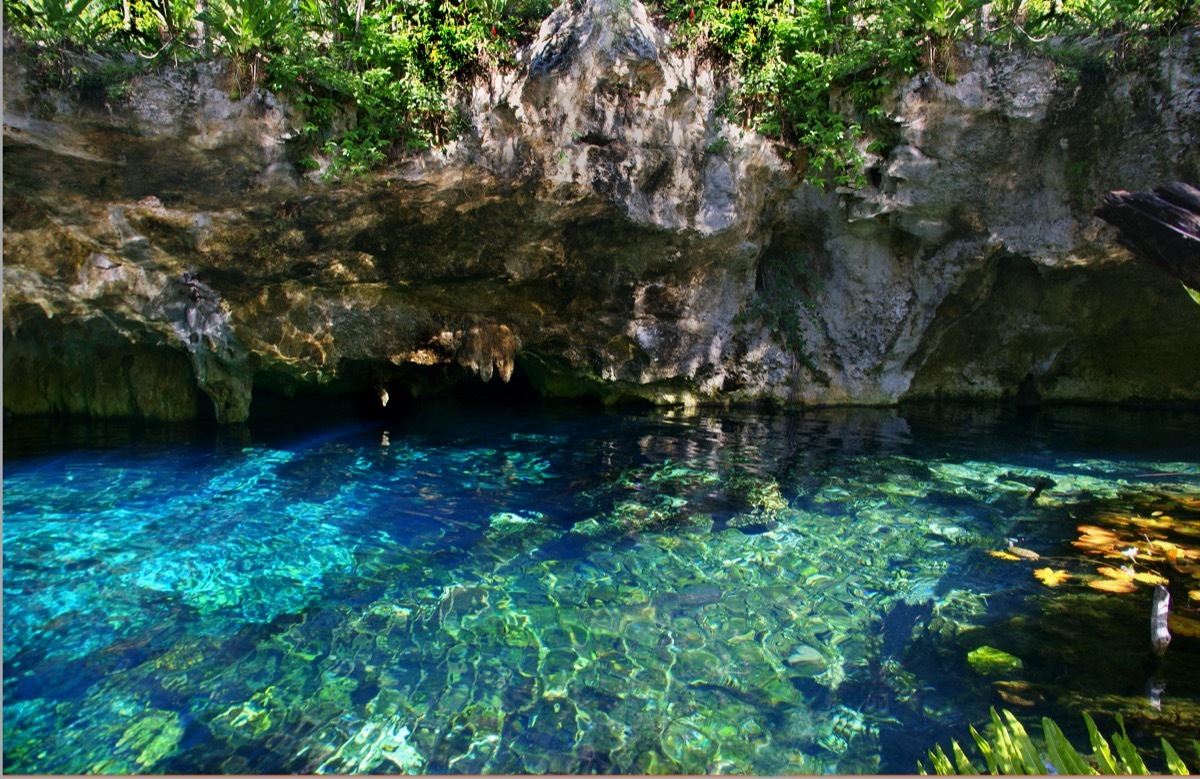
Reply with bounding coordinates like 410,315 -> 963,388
920,707 -> 1193,775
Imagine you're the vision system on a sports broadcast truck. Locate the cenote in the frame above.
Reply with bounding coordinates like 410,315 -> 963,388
4,399 -> 1200,774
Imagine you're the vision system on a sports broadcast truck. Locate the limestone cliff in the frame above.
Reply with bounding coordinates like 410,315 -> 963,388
4,4 -> 1200,423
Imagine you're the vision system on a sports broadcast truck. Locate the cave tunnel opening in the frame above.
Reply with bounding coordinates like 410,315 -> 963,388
246,358 -> 605,440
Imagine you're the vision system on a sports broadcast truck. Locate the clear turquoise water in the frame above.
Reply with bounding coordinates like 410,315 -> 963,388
4,403 -> 1200,774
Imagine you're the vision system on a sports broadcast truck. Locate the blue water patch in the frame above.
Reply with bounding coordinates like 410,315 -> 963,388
4,405 -> 1200,774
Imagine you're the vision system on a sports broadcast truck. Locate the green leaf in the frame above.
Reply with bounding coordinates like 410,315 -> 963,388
951,739 -> 980,774
1184,284 -> 1200,306
1000,709 -> 1046,773
928,744 -> 956,775
970,723 -> 999,774
1111,714 -> 1148,774
1042,717 -> 1095,776
988,708 -> 1020,774
1084,713 -> 1118,774
1162,738 -> 1190,776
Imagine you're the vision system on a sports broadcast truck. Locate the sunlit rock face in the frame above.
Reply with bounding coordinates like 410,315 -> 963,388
3,15 -> 1200,422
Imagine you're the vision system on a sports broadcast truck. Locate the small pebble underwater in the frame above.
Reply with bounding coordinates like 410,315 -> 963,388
4,400 -> 1200,774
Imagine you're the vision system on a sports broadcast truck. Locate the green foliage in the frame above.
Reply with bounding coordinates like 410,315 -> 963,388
266,0 -> 547,179
920,707 -> 1193,776
123,0 -> 197,54
198,0 -> 292,86
904,0 -> 982,73
653,0 -> 1193,190
5,0 -> 1193,181
651,0 -> 921,188
985,0 -> 1196,51
6,0 -> 553,176
5,0 -> 122,46
1058,0 -> 1195,35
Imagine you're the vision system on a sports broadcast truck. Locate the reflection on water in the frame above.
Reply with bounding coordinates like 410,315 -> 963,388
4,403 -> 1200,774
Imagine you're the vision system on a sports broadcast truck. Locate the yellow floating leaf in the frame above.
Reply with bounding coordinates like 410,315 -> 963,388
1169,613 -> 1200,639
1076,524 -> 1119,541
988,550 -> 1021,561
1149,541 -> 1181,564
1189,590 -> 1200,601
1129,517 -> 1174,531
1088,577 -> 1137,594
1073,525 -> 1120,556
1097,566 -> 1134,581
1034,568 -> 1071,587
1132,570 -> 1169,586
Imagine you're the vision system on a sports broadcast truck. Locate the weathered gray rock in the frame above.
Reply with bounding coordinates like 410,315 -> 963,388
3,15 -> 1200,422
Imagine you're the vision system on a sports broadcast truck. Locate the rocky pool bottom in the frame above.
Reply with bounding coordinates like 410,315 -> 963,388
3,402 -> 1200,774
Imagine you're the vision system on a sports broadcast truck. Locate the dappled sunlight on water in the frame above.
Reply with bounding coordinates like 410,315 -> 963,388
4,404 -> 1200,773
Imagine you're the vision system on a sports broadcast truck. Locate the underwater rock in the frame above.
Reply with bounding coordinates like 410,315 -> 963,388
785,645 -> 828,677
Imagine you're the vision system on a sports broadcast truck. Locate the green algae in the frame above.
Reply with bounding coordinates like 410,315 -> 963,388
967,646 -> 1026,676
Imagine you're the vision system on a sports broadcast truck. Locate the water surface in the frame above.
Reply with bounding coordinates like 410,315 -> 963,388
4,403 -> 1200,773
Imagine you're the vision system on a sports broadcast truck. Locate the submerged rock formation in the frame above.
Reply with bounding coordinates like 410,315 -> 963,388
4,7 -> 1200,422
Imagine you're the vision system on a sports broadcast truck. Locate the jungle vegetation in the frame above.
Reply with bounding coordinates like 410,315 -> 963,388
3,0 -> 1197,178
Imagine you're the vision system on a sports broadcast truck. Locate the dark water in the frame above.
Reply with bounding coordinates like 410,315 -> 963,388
4,402 -> 1200,774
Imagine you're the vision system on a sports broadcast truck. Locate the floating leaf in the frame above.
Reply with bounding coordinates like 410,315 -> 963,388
1189,590 -> 1200,601
1132,570 -> 1169,586
1033,568 -> 1071,587
987,550 -> 1021,561
1088,577 -> 1137,594
1168,613 -> 1200,639
1129,521 -> 1175,535
1073,525 -> 1120,555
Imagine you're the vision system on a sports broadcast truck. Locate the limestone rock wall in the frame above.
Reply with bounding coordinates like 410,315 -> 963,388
4,13 -> 1199,422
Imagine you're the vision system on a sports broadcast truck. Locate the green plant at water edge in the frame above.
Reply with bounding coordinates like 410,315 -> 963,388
919,707 -> 1193,775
